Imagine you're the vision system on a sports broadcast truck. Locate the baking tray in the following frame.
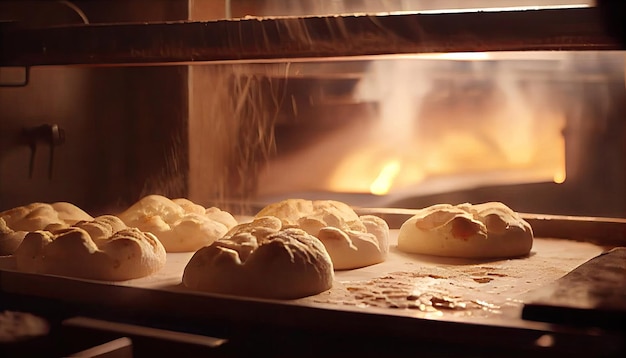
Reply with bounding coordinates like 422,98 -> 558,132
1,226 -> 623,355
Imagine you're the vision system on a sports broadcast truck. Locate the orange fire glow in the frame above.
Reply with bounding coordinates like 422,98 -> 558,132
256,55 -> 570,199
370,160 -> 402,195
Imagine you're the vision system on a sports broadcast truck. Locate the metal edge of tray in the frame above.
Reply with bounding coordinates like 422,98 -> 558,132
0,7 -> 621,67
0,268 -> 622,356
521,247 -> 626,331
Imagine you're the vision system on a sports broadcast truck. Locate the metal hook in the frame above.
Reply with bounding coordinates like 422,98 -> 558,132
21,124 -> 66,179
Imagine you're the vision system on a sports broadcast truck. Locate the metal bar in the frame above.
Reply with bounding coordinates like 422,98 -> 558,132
0,66 -> 29,87
0,7 -> 622,67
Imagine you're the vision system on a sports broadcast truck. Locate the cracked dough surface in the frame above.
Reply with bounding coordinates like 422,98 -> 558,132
183,216 -> 334,299
256,199 -> 389,270
14,215 -> 166,281
0,202 -> 93,256
117,195 -> 237,252
397,202 -> 533,258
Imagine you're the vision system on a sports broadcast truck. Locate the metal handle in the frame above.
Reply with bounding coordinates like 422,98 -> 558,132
21,124 -> 66,179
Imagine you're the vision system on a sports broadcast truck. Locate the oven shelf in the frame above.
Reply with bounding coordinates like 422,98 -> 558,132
0,7 -> 621,67
0,235 -> 623,357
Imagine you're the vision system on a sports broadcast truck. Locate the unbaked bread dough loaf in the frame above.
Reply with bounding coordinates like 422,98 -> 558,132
73,215 -> 127,242
14,215 -> 166,281
49,202 -> 93,225
183,216 -> 334,299
397,202 -> 533,258
117,195 -> 237,252
255,199 -> 389,270
0,202 -> 93,256
0,218 -> 23,256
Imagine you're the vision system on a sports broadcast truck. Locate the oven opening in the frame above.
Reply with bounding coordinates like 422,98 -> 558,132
260,54 -> 570,199
206,51 -> 624,217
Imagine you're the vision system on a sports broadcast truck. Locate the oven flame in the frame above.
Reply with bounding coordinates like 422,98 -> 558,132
370,160 -> 402,195
256,53 -> 570,201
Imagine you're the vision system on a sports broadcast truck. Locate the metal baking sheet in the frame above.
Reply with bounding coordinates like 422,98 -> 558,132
1,231 -> 622,354
0,232 -> 604,321
522,247 -> 626,330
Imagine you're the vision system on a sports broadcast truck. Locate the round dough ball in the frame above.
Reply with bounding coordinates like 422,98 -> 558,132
255,199 -> 389,269
0,202 -> 93,256
316,214 -> 390,270
397,202 -> 533,259
73,215 -> 127,243
1,218 -> 27,256
14,216 -> 166,281
0,311 -> 49,344
257,199 -> 364,231
49,202 -> 93,225
255,199 -> 315,226
117,195 -> 237,252
183,217 -> 334,299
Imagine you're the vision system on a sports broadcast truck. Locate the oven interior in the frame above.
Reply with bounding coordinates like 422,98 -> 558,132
1,1 -> 624,219
0,0 -> 625,357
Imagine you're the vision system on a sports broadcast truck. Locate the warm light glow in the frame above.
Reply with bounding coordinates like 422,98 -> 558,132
410,4 -> 590,15
553,135 -> 567,184
257,54 -> 572,198
553,170 -> 566,184
416,52 -> 491,61
370,160 -> 402,195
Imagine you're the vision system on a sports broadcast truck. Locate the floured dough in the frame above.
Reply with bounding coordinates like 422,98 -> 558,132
117,195 -> 237,252
255,199 -> 389,270
0,202 -> 93,256
183,216 -> 334,299
397,202 -> 533,258
14,215 -> 166,281
73,215 -> 127,242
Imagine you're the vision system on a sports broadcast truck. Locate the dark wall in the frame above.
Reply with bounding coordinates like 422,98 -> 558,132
0,1 -> 190,214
